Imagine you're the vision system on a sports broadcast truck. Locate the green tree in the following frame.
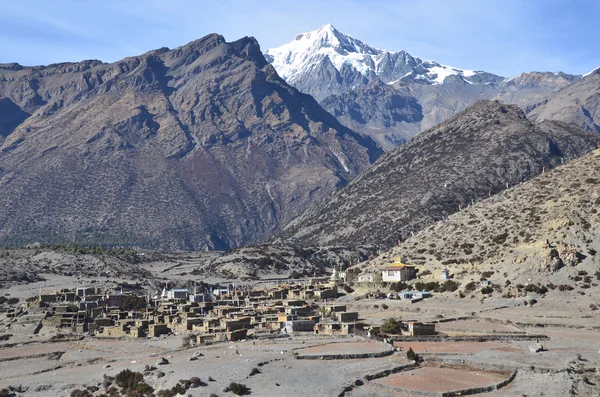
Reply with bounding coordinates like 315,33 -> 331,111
122,294 -> 144,311
380,318 -> 403,335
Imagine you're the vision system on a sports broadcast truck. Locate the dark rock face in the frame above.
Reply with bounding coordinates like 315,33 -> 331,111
321,80 -> 422,149
0,98 -> 29,138
0,34 -> 382,250
280,100 -> 598,250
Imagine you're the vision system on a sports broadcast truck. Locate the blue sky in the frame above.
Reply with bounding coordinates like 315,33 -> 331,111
0,0 -> 598,77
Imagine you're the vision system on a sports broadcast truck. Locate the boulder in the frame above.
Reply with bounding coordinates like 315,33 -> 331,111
156,357 -> 169,366
529,343 -> 544,353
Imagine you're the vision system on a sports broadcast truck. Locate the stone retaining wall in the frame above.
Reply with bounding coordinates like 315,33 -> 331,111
295,349 -> 394,360
0,350 -> 64,363
392,333 -> 547,342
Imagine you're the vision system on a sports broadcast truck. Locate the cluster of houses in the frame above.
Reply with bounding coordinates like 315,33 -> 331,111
21,257 -> 445,344
26,279 -> 372,344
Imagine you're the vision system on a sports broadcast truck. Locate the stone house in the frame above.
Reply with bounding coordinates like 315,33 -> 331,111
381,258 -> 417,282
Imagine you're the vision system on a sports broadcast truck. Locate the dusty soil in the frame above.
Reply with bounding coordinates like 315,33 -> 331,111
373,366 -> 508,393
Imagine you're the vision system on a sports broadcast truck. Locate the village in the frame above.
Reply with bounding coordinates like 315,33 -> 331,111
14,258 -> 437,344
1,257 -> 600,396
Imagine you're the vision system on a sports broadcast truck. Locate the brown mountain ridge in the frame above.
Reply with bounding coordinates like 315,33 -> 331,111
0,34 -> 382,250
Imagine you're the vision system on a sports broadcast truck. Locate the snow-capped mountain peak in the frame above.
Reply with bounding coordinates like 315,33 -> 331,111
265,24 -> 503,100
265,24 -> 380,82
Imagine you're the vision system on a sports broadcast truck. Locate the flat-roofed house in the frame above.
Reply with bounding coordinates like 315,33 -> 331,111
381,258 -> 417,282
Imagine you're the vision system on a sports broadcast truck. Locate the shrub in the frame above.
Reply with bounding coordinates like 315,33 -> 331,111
389,282 -> 409,292
381,304 -> 388,310
342,285 -> 354,293
481,286 -> 493,294
406,347 -> 417,361
481,271 -> 494,279
249,368 -> 260,376
7,298 -> 19,305
224,382 -> 249,396
525,284 -> 548,294
464,282 -> 477,292
529,299 -> 538,306
441,280 -> 459,292
492,233 -> 509,244
70,390 -> 92,397
181,335 -> 192,349
114,369 -> 153,395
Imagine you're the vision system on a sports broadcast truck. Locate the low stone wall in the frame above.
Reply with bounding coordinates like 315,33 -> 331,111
363,362 -> 419,381
0,350 -> 64,363
392,333 -> 547,342
295,349 -> 394,360
337,363 -> 418,397
442,369 -> 517,397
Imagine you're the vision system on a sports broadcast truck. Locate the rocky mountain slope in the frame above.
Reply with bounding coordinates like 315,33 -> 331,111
266,25 -> 581,149
279,100 -> 599,250
0,34 -> 382,250
528,68 -> 600,133
366,148 -> 600,287
320,79 -> 422,146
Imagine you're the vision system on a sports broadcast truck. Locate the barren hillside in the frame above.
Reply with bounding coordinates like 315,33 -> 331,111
280,100 -> 599,250
367,148 -> 600,287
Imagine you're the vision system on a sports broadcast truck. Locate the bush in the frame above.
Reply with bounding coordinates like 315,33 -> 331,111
342,284 -> 354,293
70,390 -> 92,397
114,369 -> 153,396
481,286 -> 493,294
389,282 -> 409,292
380,318 -> 403,335
249,368 -> 261,376
492,233 -> 509,244
406,347 -> 417,361
441,280 -> 459,292
224,382 -> 249,396
524,284 -> 548,294
464,282 -> 477,292
414,281 -> 440,292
